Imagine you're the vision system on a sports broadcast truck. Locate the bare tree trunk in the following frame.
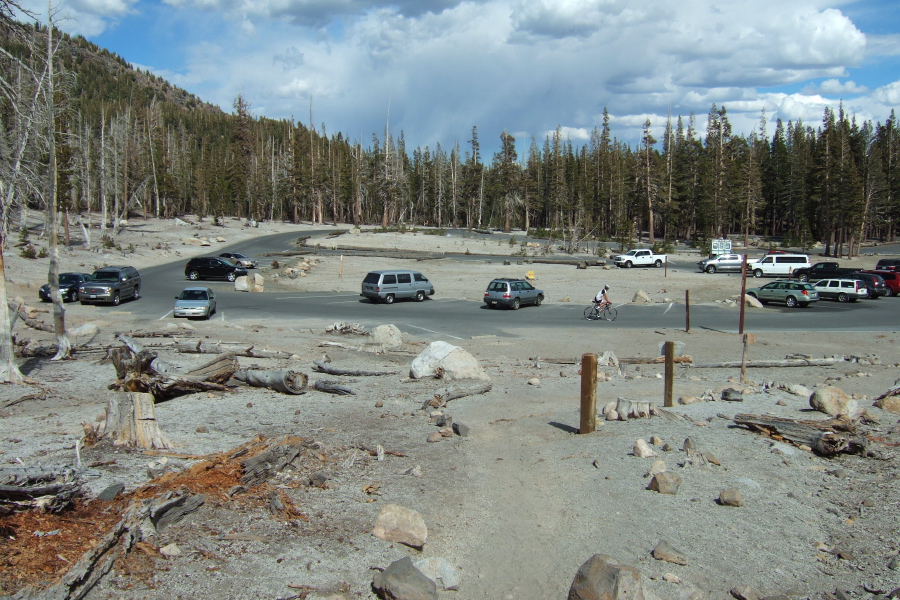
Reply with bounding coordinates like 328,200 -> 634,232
0,244 -> 25,382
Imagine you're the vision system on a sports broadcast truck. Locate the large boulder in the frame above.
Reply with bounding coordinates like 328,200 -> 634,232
234,275 -> 250,292
632,290 -> 652,304
372,324 -> 404,349
410,341 -> 489,382
373,557 -> 437,600
744,295 -> 763,308
875,396 -> 900,414
251,272 -> 264,292
809,387 -> 858,417
568,554 -> 649,600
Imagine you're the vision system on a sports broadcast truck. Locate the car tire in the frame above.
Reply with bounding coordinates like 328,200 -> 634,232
838,292 -> 849,303
227,272 -> 237,282
535,294 -> 543,306
885,288 -> 894,297
753,269 -> 763,278
706,266 -> 716,274
133,286 -> 140,300
111,292 -> 120,306
80,300 -> 89,305
385,294 -> 395,304
785,296 -> 798,308
625,261 -> 633,268
188,270 -> 200,281
415,290 -> 425,302
654,259 -> 662,268
69,290 -> 78,302
511,298 -> 520,310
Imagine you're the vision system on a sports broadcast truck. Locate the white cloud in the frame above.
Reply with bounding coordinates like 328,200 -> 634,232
872,81 -> 900,105
810,79 -> 869,95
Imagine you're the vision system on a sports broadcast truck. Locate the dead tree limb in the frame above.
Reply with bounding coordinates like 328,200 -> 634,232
106,347 -> 238,400
687,358 -> 838,369
312,360 -> 399,376
233,369 -> 309,394
314,379 -> 356,395
8,300 -> 53,332
423,382 -> 492,408
732,413 -> 867,456
174,340 -> 294,359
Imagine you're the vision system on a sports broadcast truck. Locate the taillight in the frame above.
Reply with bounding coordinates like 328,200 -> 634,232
502,293 -> 510,298
801,290 -> 808,296
376,286 -> 380,292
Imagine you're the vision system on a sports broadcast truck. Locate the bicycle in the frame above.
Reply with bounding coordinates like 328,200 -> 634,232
584,302 -> 617,321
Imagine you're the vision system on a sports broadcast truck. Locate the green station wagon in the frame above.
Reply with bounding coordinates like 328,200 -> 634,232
746,280 -> 819,308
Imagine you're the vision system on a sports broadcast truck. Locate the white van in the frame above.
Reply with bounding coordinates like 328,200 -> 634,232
750,254 -> 810,278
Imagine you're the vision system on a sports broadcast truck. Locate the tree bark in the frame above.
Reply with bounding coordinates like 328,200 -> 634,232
104,391 -> 172,449
233,369 -> 308,394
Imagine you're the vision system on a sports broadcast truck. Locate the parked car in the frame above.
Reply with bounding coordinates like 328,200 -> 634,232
78,266 -> 141,306
750,254 -> 810,278
611,249 -> 666,268
174,287 -> 216,319
39,272 -> 91,303
863,270 -> 900,297
850,272 -> 887,299
483,278 -> 544,310
812,279 -> 867,302
360,270 -> 435,304
791,261 -> 861,282
697,254 -> 745,273
219,252 -> 258,269
874,258 -> 900,271
185,257 -> 248,282
746,280 -> 819,308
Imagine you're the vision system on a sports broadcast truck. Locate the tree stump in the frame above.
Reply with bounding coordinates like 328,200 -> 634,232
105,392 -> 172,449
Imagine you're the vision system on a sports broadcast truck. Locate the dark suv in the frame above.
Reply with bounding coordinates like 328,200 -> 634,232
185,257 -> 248,282
483,278 -> 544,310
874,258 -> 900,272
78,266 -> 141,306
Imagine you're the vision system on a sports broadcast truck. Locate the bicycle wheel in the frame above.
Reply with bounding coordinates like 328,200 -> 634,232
584,305 -> 599,320
603,307 -> 618,321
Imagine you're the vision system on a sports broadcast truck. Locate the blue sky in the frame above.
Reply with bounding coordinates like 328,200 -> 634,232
29,0 -> 900,158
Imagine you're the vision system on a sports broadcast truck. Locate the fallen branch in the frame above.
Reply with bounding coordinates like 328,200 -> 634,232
233,369 -> 309,394
312,360 -> 399,377
686,358 -> 838,368
314,379 -> 356,395
732,413 -> 867,456
423,382 -> 493,408
175,340 -> 294,359
619,356 -> 693,365
8,300 -> 52,332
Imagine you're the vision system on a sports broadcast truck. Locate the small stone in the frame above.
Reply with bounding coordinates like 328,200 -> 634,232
648,472 -> 682,494
97,483 -> 125,501
861,498 -> 875,507
601,401 -> 617,415
661,443 -> 673,452
649,435 -> 663,446
159,543 -> 181,558
452,422 -> 470,437
527,378 -> 540,386
730,585 -> 763,600
775,400 -> 786,406
663,573 -> 681,583
645,460 -> 667,478
721,388 -> 744,402
605,410 -> 619,421
888,556 -> 900,570
375,401 -> 384,408
652,540 -> 688,565
682,438 -> 696,453
427,432 -> 443,443
373,557 -> 437,600
414,556 -> 461,591
196,425 -> 208,433
678,396 -> 701,405
703,452 -> 721,466
718,488 -> 744,507
308,472 -> 329,487
372,505 -> 428,549
633,439 -> 658,458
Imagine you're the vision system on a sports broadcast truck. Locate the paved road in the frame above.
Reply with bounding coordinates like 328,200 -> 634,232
81,228 -> 896,340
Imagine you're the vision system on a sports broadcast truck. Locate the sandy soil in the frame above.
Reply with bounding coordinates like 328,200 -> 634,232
1,217 -> 899,600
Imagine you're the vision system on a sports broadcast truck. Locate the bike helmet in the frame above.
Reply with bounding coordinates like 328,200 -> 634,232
604,285 -> 610,291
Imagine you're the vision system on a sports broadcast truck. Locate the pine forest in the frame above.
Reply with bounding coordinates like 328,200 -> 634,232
2,21 -> 900,258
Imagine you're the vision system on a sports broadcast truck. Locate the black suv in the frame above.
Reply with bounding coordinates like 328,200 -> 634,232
78,266 -> 141,306
185,257 -> 248,282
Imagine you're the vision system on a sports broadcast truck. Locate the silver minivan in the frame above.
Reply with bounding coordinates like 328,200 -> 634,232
697,254 -> 745,273
361,270 -> 435,304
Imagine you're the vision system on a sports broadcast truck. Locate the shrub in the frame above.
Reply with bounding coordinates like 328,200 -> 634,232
37,247 -> 49,258
101,234 -> 117,249
271,259 -> 280,269
509,235 -> 517,246
19,244 -> 37,259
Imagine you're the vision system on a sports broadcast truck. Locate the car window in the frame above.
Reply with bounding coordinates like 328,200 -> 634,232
398,273 -> 411,284
363,273 -> 380,284
384,275 -> 397,285
488,282 -> 506,292
521,282 -> 534,290
92,271 -> 118,282
414,273 -> 428,282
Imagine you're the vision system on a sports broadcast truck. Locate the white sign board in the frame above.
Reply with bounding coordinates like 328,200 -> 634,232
711,238 -> 732,254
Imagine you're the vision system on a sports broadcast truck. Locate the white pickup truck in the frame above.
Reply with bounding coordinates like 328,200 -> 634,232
612,249 -> 667,268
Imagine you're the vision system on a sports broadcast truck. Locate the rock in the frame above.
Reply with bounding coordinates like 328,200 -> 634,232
375,401 -> 384,408
182,237 -> 210,246
721,388 -> 744,402
159,543 -> 181,558
414,557 -> 460,591
874,396 -> 900,414
452,422 -> 470,437
308,472 -> 329,487
703,452 -> 721,466
251,272 -> 264,293
730,586 -> 763,600
372,556 -> 437,600
601,401 -> 617,416
426,432 -> 443,443
662,573 -> 681,583
633,439 -> 658,458
196,425 -> 208,433
97,483 -> 125,501
648,472 -> 682,494
234,275 -> 250,292
527,377 -> 540,386
373,504 -> 427,548
568,554 -> 648,600
69,323 -> 101,345
678,396 -> 701,405
632,290 -> 652,304
605,410 -> 619,421
649,435 -> 663,446
780,383 -> 811,397
372,324 -> 404,349
809,387 -> 858,417
652,540 -> 688,565
645,460 -> 667,478
409,341 -> 490,382
682,438 -> 696,453
744,295 -> 763,308
888,556 -> 900,571
718,488 -> 744,507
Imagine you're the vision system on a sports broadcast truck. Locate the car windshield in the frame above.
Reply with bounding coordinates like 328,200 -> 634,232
91,271 -> 119,282
58,274 -> 77,285
218,258 -> 237,266
230,253 -> 247,259
179,290 -> 208,301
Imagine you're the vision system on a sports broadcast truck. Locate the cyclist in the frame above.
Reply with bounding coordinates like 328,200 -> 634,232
594,285 -> 611,310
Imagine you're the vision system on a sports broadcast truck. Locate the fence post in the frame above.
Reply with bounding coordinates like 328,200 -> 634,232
664,341 -> 674,407
580,353 -> 598,434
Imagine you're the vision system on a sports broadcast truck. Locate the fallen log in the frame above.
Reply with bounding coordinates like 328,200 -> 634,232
312,359 -> 399,376
0,467 -> 82,514
233,369 -> 309,394
423,382 -> 493,408
619,356 -> 693,365
686,358 -> 838,368
107,346 -> 239,400
8,300 -> 53,332
615,397 -> 655,419
314,379 -> 355,395
732,413 -> 867,456
174,340 -> 294,359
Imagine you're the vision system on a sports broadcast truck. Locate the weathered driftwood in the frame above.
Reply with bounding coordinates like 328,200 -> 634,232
686,358 -> 838,368
174,340 -> 294,359
8,300 -> 53,332
105,392 -> 173,449
527,355 -> 690,365
423,382 -> 493,408
240,437 -> 306,487
312,359 -> 399,377
874,382 -> 900,402
107,346 -> 238,400
732,413 -> 867,456
615,397 -> 655,419
314,379 -> 356,395
0,467 -> 82,514
233,369 -> 309,394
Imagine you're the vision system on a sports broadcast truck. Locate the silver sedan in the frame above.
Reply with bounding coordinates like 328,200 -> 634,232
174,287 -> 217,319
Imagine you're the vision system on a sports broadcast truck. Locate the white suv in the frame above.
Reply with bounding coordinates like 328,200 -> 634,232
813,279 -> 867,302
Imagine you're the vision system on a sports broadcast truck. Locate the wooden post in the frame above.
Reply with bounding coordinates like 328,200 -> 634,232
740,333 -> 754,383
339,255 -> 344,278
685,290 -> 690,333
664,341 -> 674,407
739,255 -> 748,334
664,256 -> 668,277
579,353 -> 598,434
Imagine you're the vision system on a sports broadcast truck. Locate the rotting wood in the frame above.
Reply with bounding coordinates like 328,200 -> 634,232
615,397 -> 655,419
314,379 -> 356,395
422,382 -> 493,408
240,437 -> 306,488
174,340 -> 294,359
106,346 -> 238,401
0,467 -> 81,514
105,392 -> 173,450
8,300 -> 53,332
686,358 -> 838,368
312,360 -> 399,377
528,356 -> 692,365
732,413 -> 868,456
233,369 -> 309,394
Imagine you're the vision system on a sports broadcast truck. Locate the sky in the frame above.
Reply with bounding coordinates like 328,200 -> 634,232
25,0 -> 900,159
